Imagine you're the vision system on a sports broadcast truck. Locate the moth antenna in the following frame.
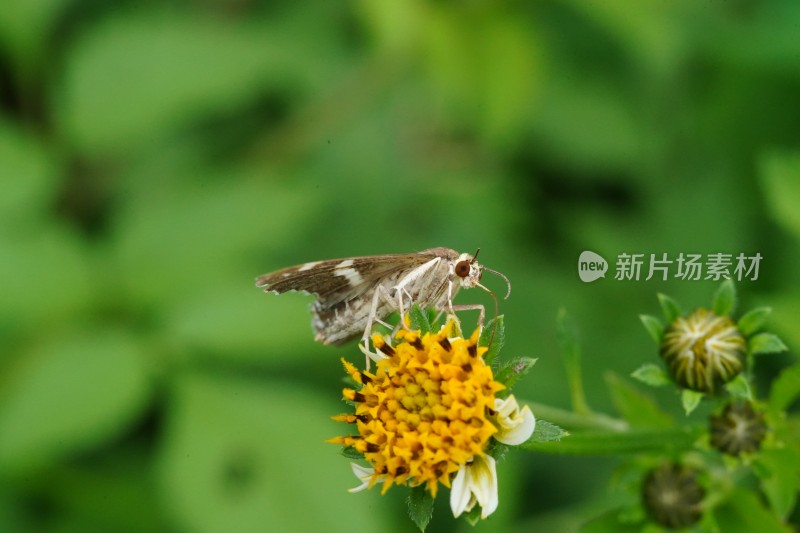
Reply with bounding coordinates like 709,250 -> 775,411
476,282 -> 500,349
472,248 -> 481,263
484,267 -> 511,299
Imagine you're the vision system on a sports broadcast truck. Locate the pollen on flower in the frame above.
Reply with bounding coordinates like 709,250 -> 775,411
328,321 -> 505,498
660,308 -> 745,392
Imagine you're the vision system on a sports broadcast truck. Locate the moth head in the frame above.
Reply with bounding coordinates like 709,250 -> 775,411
453,252 -> 484,288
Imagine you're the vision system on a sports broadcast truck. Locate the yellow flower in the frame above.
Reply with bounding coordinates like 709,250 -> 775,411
328,321 -> 506,516
660,308 -> 745,392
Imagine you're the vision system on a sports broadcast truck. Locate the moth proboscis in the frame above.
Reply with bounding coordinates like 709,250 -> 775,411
255,247 -> 510,365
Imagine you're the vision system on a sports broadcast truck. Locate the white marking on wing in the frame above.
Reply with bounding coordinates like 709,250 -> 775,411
336,259 -> 355,268
298,261 -> 320,271
335,267 -> 364,286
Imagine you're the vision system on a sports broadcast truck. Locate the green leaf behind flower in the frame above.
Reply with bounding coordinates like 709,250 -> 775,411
605,372 -> 673,429
523,426 -> 703,455
712,279 -> 737,316
630,364 -> 671,387
406,485 -> 434,532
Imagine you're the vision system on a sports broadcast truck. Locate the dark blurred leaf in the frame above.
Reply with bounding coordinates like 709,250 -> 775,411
759,150 -> 800,239
714,487 -> 792,533
557,308 -> 588,415
524,426 -> 703,456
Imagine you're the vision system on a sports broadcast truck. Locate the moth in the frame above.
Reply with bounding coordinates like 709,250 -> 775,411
255,247 -> 510,355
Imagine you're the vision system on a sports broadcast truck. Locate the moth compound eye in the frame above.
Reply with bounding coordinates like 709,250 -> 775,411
455,260 -> 471,278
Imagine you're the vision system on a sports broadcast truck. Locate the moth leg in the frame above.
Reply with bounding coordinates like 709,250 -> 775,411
360,287 -> 391,370
450,304 -> 486,327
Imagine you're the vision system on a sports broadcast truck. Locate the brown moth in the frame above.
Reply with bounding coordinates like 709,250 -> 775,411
255,247 -> 510,351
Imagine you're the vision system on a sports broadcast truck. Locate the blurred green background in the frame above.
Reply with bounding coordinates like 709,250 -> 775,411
1,0 -> 799,531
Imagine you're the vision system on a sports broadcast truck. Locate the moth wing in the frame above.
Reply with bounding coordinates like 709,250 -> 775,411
255,252 -> 441,309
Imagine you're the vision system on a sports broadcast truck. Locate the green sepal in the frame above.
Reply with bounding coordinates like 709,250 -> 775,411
340,446 -> 364,460
479,315 -> 505,364
681,389 -> 704,415
748,332 -> 788,355
407,304 -> 432,335
494,357 -> 537,391
527,419 -> 568,444
631,363 -> 672,387
737,306 -> 772,336
657,293 -> 682,323
724,374 -> 753,401
407,485 -> 434,532
712,279 -> 737,316
639,314 -> 664,344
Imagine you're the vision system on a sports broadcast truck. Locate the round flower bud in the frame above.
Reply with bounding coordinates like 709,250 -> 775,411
709,401 -> 767,456
659,308 -> 745,392
642,462 -> 705,529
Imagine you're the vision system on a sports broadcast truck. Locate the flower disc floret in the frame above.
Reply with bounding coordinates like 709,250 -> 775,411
329,322 -> 505,497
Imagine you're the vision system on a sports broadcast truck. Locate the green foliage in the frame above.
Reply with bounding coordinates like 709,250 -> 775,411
712,279 -> 737,316
638,315 -> 664,344
1,1 -> 799,531
407,486 -> 435,532
479,315 -> 505,365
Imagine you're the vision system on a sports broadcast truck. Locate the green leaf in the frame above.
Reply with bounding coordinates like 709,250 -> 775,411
724,374 -> 752,401
407,304 -> 432,335
631,364 -> 672,387
755,448 -> 800,520
605,372 -> 673,429
0,330 -> 150,476
737,307 -> 772,336
748,333 -> 788,355
494,357 -> 537,390
712,279 -> 737,316
522,426 -> 703,455
407,485 -> 434,532
158,374 -> 390,532
639,314 -> 664,344
479,314 -> 505,364
657,293 -> 681,323
528,419 -> 568,444
556,308 -> 589,415
714,487 -> 793,533
768,364 -> 800,416
681,389 -> 704,416
340,447 -> 364,461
